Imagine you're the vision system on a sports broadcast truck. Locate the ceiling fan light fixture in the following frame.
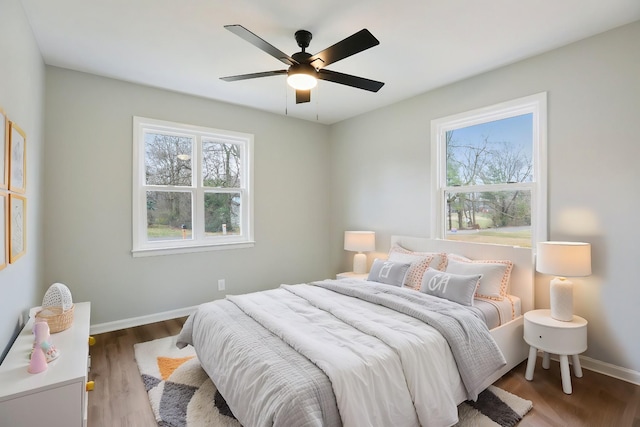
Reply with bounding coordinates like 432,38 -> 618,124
287,73 -> 317,90
287,63 -> 317,90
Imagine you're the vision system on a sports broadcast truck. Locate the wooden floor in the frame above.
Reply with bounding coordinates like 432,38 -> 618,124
88,318 -> 640,427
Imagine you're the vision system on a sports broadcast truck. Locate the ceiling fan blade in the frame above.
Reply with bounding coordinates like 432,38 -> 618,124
308,29 -> 379,69
296,90 -> 311,104
220,70 -> 287,82
318,69 -> 384,92
225,25 -> 297,66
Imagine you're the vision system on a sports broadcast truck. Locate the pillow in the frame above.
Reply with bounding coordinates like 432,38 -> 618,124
367,259 -> 411,287
420,268 -> 482,306
445,254 -> 513,301
388,244 -> 448,290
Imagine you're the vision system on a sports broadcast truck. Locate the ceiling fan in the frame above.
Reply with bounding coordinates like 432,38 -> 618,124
220,25 -> 385,104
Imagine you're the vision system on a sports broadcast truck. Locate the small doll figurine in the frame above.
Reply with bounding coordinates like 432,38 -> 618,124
29,320 -> 60,368
39,321 -> 60,363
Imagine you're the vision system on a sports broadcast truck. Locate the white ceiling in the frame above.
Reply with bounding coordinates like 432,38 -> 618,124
20,0 -> 640,124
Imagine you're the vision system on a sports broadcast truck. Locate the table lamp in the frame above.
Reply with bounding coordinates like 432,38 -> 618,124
536,241 -> 592,321
344,231 -> 375,274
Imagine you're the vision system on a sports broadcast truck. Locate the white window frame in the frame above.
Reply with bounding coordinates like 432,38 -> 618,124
132,116 -> 254,257
430,92 -> 547,246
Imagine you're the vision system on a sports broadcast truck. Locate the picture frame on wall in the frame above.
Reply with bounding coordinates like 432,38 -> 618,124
9,121 -> 26,193
9,193 -> 26,263
0,108 -> 8,190
0,192 -> 7,270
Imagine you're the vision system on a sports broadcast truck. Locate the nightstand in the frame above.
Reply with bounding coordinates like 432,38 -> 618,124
524,309 -> 587,394
336,272 -> 368,280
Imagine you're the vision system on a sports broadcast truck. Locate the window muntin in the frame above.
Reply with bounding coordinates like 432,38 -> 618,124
133,117 -> 254,256
431,93 -> 547,248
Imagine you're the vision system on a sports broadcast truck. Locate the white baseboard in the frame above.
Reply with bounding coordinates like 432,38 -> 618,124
541,351 -> 640,386
89,305 -> 198,335
578,355 -> 640,386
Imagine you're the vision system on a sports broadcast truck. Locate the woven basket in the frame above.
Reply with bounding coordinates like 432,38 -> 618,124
36,304 -> 75,333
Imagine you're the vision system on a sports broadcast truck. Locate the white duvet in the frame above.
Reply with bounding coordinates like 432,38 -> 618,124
228,283 -> 467,427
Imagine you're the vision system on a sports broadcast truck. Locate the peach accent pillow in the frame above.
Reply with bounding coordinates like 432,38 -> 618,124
445,254 -> 513,301
388,244 -> 448,290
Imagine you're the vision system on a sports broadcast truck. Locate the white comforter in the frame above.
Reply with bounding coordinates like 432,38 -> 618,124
228,282 -> 467,427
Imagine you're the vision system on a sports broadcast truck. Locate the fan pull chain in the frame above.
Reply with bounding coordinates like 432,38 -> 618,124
315,84 -> 319,121
285,79 -> 289,116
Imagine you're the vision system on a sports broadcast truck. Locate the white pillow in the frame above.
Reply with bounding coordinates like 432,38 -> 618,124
367,259 -> 411,287
388,244 -> 448,290
445,254 -> 513,301
420,268 -> 482,306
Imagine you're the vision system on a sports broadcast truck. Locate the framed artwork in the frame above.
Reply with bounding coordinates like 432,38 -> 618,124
9,121 -> 26,193
0,192 -> 7,270
9,193 -> 26,263
0,108 -> 7,190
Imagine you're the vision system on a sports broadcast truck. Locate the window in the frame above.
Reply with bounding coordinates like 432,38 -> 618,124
430,93 -> 547,248
132,117 -> 254,256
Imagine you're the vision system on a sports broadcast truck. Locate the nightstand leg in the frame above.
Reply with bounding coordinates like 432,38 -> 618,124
572,354 -> 583,378
559,355 -> 572,394
525,346 -> 537,381
542,352 -> 550,369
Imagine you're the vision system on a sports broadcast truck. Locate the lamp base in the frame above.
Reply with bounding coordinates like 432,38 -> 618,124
550,277 -> 574,321
353,253 -> 367,274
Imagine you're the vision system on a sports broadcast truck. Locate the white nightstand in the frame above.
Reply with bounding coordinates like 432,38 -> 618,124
523,309 -> 587,394
336,272 -> 368,280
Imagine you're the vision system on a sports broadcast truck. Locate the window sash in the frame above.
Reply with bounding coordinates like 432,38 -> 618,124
133,117 -> 254,256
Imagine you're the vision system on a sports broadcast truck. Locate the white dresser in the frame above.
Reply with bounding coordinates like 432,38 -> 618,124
0,302 -> 92,427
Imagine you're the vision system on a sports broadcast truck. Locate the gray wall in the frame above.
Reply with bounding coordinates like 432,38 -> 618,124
0,0 -> 46,360
43,68 -> 332,325
329,21 -> 640,372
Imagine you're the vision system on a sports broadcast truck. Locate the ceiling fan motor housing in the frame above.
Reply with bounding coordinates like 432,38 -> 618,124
294,30 -> 312,50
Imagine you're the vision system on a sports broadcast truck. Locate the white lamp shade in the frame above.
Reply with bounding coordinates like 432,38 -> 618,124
536,241 -> 591,277
344,231 -> 375,252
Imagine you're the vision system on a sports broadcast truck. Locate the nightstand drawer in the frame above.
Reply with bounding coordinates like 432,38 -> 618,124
524,322 -> 587,354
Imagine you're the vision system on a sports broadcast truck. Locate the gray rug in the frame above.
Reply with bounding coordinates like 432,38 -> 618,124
134,335 -> 532,427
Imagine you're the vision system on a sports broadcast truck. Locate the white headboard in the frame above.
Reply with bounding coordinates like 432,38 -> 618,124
390,236 -> 534,313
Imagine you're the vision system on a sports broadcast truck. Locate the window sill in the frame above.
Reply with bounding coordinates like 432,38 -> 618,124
132,241 -> 255,257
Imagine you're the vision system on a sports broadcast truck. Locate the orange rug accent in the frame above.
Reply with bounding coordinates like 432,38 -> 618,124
157,355 -> 195,380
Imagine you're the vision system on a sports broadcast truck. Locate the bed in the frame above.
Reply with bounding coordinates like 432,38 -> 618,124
176,236 -> 533,427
